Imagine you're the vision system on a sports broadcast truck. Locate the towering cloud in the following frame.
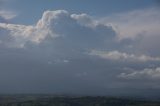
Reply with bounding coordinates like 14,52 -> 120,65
0,10 -> 116,49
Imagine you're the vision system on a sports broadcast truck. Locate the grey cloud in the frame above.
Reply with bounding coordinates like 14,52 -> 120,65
101,8 -> 160,56
0,16 -> 6,23
102,8 -> 160,40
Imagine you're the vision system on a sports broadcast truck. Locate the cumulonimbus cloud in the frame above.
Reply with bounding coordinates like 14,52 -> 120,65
0,9 -> 160,95
0,10 -> 116,48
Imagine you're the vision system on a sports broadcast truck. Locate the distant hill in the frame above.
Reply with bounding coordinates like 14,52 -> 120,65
0,95 -> 160,106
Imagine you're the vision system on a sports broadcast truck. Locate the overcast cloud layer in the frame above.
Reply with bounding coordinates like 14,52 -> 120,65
0,7 -> 160,97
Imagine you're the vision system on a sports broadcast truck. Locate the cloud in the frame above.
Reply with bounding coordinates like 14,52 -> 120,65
0,23 -> 45,47
0,15 -> 6,22
101,8 -> 160,56
102,8 -> 160,40
0,10 -> 17,20
118,67 -> 160,80
0,9 -> 160,96
0,10 -> 116,48
0,0 -> 16,22
89,50 -> 160,62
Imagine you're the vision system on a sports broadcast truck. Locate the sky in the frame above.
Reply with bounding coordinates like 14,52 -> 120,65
0,0 -> 160,98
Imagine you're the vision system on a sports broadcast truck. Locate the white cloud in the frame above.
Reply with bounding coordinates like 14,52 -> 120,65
0,23 -> 48,47
118,67 -> 160,80
71,13 -> 95,27
89,50 -> 160,62
0,10 -> 17,20
0,10 -> 116,48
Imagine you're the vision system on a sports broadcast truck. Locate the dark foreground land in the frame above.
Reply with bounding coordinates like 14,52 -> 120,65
0,95 -> 160,106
